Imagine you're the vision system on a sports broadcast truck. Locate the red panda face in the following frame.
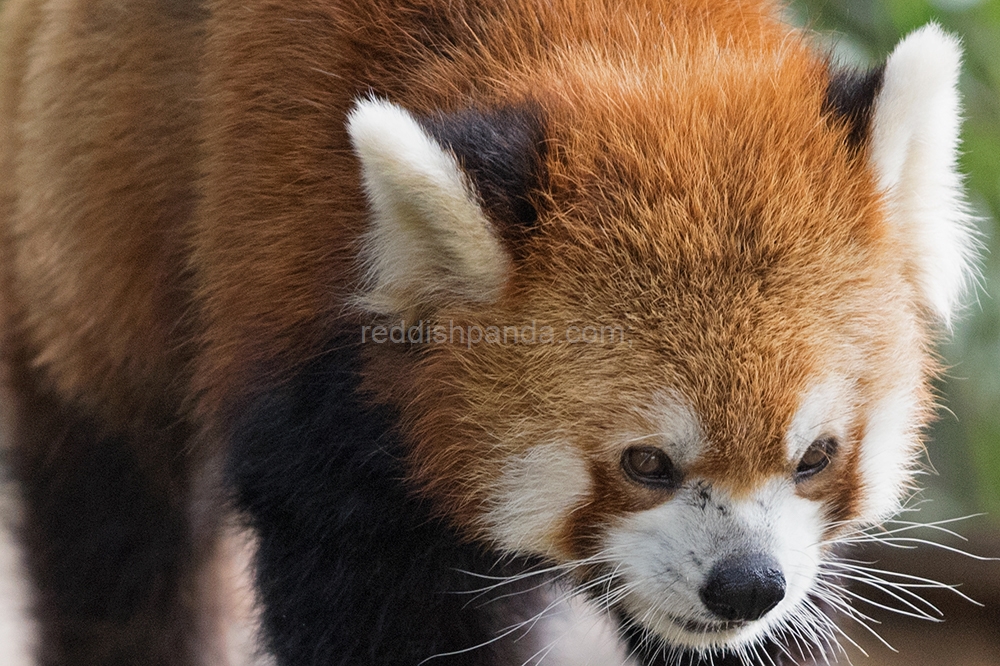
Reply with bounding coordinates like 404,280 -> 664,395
387,179 -> 927,652
347,23 -> 971,659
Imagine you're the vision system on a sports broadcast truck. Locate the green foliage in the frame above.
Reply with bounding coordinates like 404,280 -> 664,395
791,0 -> 1000,526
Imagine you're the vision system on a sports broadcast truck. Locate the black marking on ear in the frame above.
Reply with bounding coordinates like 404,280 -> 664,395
419,103 -> 547,241
824,63 -> 886,150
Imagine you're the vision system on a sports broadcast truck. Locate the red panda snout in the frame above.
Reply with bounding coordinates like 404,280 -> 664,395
602,477 -> 824,651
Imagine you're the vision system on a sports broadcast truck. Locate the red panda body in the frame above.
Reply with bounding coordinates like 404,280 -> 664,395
0,1 -> 976,665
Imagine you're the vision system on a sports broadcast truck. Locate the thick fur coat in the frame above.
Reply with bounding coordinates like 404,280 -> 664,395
0,1 -> 976,665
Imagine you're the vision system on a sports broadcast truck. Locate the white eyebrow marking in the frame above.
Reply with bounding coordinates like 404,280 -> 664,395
785,377 -> 856,460
627,390 -> 704,468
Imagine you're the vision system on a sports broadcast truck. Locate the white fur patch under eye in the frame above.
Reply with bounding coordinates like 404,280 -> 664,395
869,23 -> 978,327
482,442 -> 591,558
346,98 -> 509,316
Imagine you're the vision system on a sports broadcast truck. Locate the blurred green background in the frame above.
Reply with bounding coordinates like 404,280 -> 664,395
787,2 -> 1000,664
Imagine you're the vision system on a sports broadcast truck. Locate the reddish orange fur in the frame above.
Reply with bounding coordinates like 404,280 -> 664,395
191,0 -> 801,409
0,0 -> 941,656
2,0 -> 934,549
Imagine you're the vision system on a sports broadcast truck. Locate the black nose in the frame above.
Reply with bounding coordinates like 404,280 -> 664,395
699,553 -> 786,622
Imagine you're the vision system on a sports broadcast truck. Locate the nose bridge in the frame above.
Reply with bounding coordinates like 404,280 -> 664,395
685,482 -> 788,622
689,479 -> 767,536
694,381 -> 791,496
685,481 -> 775,553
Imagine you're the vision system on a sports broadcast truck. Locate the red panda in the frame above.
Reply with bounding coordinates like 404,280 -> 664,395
0,0 -> 978,665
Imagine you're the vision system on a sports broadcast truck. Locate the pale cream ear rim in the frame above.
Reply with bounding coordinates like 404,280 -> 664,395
869,23 -> 963,193
868,23 -> 978,329
346,98 -> 510,315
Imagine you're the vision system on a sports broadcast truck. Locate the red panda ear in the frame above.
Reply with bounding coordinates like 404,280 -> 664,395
866,24 -> 978,328
346,99 -> 545,317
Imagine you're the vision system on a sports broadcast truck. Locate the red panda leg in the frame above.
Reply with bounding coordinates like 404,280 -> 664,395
0,351 -> 213,666
226,340 -> 555,666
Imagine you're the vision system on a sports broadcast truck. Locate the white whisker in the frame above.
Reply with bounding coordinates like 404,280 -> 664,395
821,570 -> 945,616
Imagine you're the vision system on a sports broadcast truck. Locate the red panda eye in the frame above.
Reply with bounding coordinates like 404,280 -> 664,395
621,446 -> 680,489
795,437 -> 838,482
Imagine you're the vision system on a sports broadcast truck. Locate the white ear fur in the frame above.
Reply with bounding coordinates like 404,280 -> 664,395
869,24 -> 978,327
346,98 -> 509,316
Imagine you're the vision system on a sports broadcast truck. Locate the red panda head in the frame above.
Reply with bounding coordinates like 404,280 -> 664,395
346,23 -> 976,657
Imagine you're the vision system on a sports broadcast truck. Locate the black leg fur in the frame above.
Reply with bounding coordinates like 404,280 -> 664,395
227,338 -> 548,666
2,352 -> 204,666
